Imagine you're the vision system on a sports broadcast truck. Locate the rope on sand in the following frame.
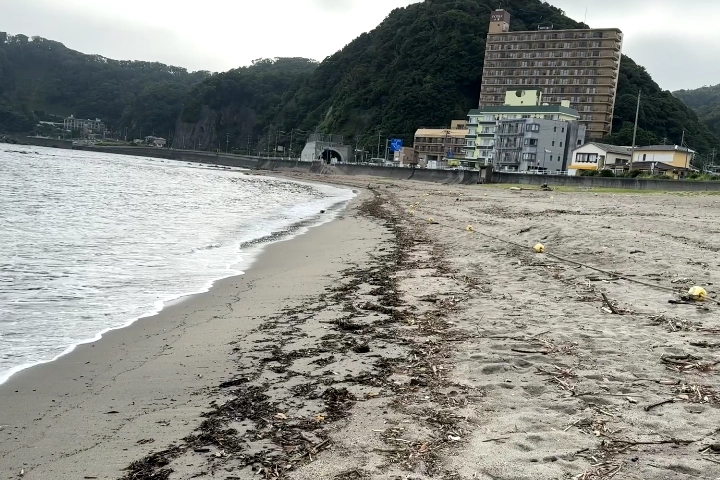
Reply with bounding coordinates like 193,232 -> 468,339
426,219 -> 720,306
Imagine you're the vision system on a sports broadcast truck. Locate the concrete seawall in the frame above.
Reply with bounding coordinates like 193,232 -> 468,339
73,146 -> 720,191
6,136 -> 73,149
492,172 -> 720,192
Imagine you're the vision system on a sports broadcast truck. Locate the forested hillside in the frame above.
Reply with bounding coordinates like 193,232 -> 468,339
0,33 -> 209,134
674,84 -> 720,142
173,58 -> 318,152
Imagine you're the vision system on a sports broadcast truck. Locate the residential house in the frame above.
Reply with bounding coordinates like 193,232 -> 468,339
610,145 -> 695,178
145,136 -> 167,148
567,142 -> 632,175
632,145 -> 695,169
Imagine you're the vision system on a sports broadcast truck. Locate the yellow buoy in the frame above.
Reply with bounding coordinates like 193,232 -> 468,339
467,225 -> 474,232
688,286 -> 708,301
534,243 -> 546,253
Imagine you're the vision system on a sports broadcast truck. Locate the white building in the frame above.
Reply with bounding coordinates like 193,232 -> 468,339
567,142 -> 632,175
63,115 -> 105,132
145,136 -> 167,148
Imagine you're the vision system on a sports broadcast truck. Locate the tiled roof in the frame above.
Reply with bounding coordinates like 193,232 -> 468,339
584,142 -> 633,155
636,145 -> 695,153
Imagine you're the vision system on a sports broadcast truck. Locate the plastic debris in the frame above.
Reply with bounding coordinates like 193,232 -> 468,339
428,217 -> 436,224
534,243 -> 546,253
467,225 -> 474,232
688,286 -> 708,301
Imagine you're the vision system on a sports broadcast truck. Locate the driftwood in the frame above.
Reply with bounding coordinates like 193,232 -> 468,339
644,399 -> 675,412
601,293 -> 621,315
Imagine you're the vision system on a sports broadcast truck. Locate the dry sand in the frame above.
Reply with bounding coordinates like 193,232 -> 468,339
3,174 -> 720,480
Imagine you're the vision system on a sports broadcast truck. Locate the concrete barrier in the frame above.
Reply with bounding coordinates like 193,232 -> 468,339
75,146 -> 720,191
492,172 -> 720,192
8,136 -> 73,149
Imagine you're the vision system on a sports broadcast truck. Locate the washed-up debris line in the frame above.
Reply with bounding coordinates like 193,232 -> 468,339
122,190 -> 477,479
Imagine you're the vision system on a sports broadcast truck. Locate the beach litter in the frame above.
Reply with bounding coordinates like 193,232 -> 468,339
533,243 -> 545,253
688,286 -> 708,301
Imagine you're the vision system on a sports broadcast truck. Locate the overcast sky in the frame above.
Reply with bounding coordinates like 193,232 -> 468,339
2,0 -> 718,91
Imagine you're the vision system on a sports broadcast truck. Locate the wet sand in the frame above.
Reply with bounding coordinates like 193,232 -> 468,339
3,174 -> 720,480
0,192 -> 389,479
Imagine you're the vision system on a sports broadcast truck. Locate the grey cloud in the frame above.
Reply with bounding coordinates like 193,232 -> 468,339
310,0 -> 358,12
2,0 -> 228,71
630,34 -> 720,91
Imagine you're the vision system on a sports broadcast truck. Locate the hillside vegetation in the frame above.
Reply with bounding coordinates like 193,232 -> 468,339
0,32 -> 209,134
675,84 -> 720,143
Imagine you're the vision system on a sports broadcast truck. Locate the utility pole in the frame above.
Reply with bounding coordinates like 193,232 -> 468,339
226,132 -> 230,154
274,131 -> 279,158
289,129 -> 294,160
377,131 -> 382,159
680,130 -> 688,169
629,90 -> 641,172
247,135 -> 251,156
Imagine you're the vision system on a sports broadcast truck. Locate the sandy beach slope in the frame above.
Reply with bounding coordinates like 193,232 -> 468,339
0,192 -> 390,479
3,173 -> 720,480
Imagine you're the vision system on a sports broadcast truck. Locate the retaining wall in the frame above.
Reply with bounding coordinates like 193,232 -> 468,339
492,172 -> 720,192
8,136 -> 73,149
73,146 -> 720,191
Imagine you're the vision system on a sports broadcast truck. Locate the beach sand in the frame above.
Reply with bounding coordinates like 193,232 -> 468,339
0,192 -> 390,479
3,174 -> 720,480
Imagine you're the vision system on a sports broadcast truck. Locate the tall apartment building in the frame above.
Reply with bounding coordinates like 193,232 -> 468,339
480,9 -> 623,140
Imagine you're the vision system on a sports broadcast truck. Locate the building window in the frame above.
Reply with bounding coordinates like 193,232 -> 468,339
527,124 -> 540,132
552,141 -> 555,146
562,127 -> 565,133
523,153 -> 537,160
524,138 -> 538,146
560,142 -> 563,147
643,153 -> 647,161
575,153 -> 599,163
553,126 -> 557,132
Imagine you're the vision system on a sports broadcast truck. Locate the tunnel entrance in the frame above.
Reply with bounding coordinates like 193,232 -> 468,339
320,149 -> 342,164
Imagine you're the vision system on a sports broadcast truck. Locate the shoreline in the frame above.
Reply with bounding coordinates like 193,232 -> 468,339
0,188 -> 371,479
0,162 -> 355,387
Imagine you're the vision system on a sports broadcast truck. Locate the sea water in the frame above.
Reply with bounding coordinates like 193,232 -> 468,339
0,146 -> 354,384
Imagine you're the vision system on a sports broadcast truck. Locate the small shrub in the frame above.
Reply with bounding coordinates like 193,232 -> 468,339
598,169 -> 615,177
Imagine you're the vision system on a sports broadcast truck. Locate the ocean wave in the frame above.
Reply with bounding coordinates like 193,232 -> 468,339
0,148 -> 355,385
